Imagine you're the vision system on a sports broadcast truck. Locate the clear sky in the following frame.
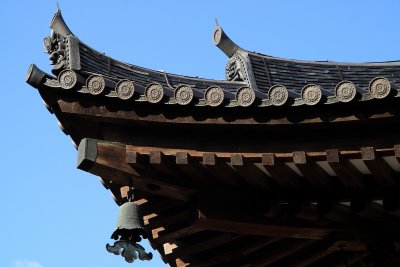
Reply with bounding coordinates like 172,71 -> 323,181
1,1 -> 400,267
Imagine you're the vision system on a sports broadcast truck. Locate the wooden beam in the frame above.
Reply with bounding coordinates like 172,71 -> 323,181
262,153 -> 304,192
175,152 -> 213,185
293,151 -> 334,192
202,152 -> 245,188
175,258 -> 190,267
77,138 -> 195,201
146,210 -> 195,229
330,252 -> 369,267
328,241 -> 368,252
245,239 -> 318,267
57,99 -> 398,126
230,153 -> 275,191
326,149 -> 366,191
166,233 -> 243,258
149,151 -> 186,183
350,199 -> 385,221
191,236 -> 281,267
140,197 -> 184,215
317,201 -> 357,224
195,214 -> 332,239
152,224 -> 204,245
394,145 -> 400,164
361,147 -> 398,189
127,150 -> 185,186
291,246 -> 333,267
287,202 -> 320,221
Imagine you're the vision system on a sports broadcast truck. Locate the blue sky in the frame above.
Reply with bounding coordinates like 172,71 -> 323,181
1,1 -> 400,267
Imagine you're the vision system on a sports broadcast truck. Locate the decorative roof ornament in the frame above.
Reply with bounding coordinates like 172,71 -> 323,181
29,8 -> 400,111
369,77 -> 392,99
335,81 -> 357,103
175,85 -> 194,105
302,84 -> 322,106
106,188 -> 152,263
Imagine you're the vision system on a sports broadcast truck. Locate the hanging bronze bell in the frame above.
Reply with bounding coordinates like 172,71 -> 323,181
107,200 -> 152,263
111,201 -> 147,243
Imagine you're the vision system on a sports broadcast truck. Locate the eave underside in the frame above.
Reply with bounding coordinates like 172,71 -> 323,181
27,10 -> 400,266
32,76 -> 400,266
78,139 -> 400,267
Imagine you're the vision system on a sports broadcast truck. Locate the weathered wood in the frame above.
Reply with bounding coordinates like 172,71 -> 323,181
328,241 -> 368,252
262,153 -> 304,192
126,151 -> 148,167
195,215 -> 332,239
202,152 -> 244,187
361,147 -> 398,189
191,236 -> 280,267
175,258 -> 190,267
162,242 -> 177,255
317,201 -> 357,224
146,210 -> 194,229
290,246 -> 333,267
330,252 -> 369,267
153,224 -> 204,245
287,202 -> 320,221
350,199 -> 385,221
293,151 -> 334,192
394,145 -> 400,164
175,152 -> 212,184
57,98 -> 400,126
140,197 -> 184,216
245,239 -> 318,267
77,138 -> 195,201
149,151 -> 188,184
326,149 -> 366,191
167,233 -> 243,259
383,197 -> 400,218
230,154 -> 274,191
108,183 -> 123,205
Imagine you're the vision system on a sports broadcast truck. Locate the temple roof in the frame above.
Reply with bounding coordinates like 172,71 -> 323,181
26,9 -> 400,267
27,9 -> 400,110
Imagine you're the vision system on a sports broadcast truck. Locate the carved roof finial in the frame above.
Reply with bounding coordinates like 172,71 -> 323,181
50,5 -> 73,37
215,18 -> 219,26
212,24 -> 242,58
